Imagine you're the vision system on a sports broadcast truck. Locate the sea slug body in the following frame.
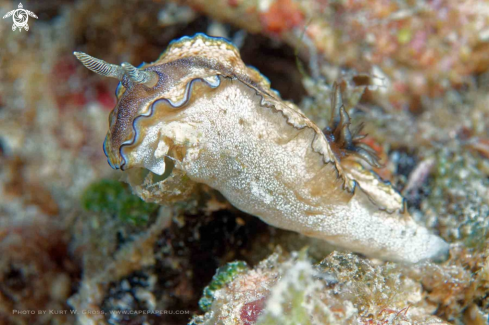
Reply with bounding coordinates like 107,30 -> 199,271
75,33 -> 449,263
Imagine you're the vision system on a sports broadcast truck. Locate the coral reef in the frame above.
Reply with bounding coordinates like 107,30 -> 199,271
0,0 -> 487,324
190,251 -> 452,324
423,149 -> 489,246
172,0 -> 489,109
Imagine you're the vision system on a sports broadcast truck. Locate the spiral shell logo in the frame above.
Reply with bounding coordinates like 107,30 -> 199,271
3,3 -> 38,32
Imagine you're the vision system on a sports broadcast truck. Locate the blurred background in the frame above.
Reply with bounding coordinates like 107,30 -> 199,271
0,0 -> 488,324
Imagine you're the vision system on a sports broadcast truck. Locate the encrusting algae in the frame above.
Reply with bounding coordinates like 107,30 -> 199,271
190,250 -> 451,325
74,33 -> 449,264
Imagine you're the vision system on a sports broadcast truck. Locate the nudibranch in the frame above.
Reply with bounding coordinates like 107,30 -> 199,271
75,34 -> 449,263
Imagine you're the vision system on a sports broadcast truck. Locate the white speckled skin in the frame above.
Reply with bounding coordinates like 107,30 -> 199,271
123,75 -> 448,263
87,34 -> 449,263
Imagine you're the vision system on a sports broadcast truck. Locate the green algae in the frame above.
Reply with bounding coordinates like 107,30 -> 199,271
81,179 -> 159,225
397,28 -> 412,44
199,261 -> 248,312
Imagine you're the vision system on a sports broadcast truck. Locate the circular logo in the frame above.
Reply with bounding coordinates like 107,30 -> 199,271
13,9 -> 28,28
2,3 -> 38,32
